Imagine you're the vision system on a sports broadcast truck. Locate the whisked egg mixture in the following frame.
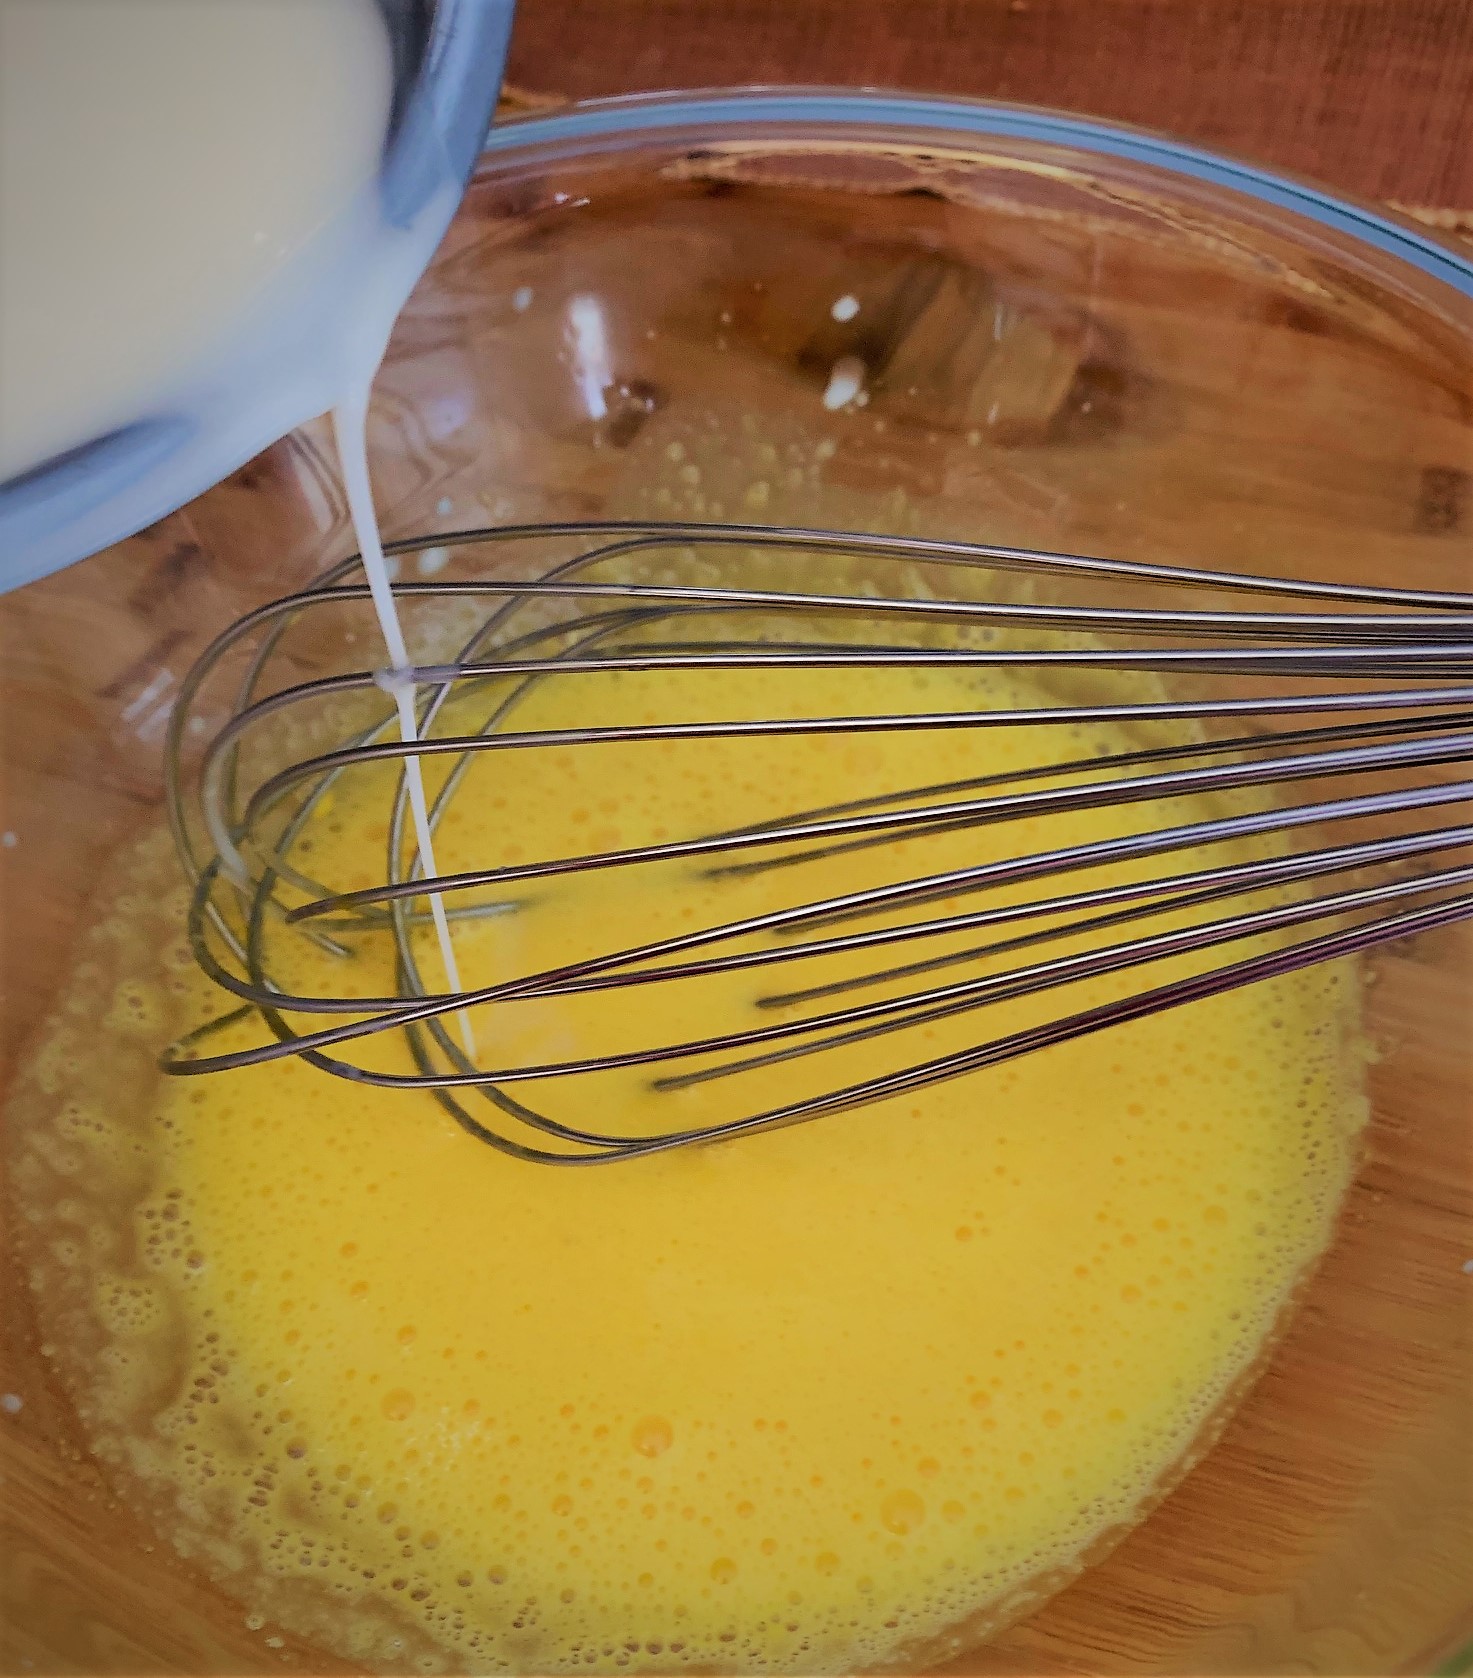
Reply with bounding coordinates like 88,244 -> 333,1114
12,623 -> 1368,1674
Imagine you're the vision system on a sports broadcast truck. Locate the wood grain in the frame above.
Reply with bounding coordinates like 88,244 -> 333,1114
503,0 -> 1473,211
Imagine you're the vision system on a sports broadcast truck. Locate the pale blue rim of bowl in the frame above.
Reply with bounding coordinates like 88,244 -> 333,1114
481,87 -> 1473,302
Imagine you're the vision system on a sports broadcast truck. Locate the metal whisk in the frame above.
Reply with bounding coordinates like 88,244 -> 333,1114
162,520 -> 1473,1162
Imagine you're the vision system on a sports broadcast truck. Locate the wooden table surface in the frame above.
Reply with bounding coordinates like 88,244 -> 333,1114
502,0 -> 1473,236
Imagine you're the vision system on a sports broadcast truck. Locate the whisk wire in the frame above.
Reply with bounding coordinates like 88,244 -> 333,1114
162,521 -> 1473,1161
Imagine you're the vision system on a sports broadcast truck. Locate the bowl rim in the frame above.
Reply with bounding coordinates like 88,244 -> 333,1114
481,86 -> 1473,303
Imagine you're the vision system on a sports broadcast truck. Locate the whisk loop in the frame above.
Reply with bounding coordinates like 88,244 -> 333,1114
162,521 -> 1473,1162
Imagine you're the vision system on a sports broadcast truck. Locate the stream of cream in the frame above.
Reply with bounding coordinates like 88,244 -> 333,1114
332,390 -> 475,1056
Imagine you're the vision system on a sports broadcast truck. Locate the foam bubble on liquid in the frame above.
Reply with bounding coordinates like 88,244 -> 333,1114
6,641 -> 1373,1673
6,413 -> 1375,1673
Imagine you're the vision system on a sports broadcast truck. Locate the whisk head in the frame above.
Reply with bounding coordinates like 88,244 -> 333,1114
163,520 -> 1473,1162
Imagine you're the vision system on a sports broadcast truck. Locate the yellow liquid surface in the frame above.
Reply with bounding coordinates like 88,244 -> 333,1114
14,652 -> 1366,1674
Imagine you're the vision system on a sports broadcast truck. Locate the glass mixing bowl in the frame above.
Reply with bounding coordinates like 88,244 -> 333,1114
2,91 -> 1470,1674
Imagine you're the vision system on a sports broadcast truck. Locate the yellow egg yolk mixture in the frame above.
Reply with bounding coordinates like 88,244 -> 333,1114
12,655 -> 1367,1675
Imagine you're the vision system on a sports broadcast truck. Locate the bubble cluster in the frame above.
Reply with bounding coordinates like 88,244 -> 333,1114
8,500 -> 1371,1673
